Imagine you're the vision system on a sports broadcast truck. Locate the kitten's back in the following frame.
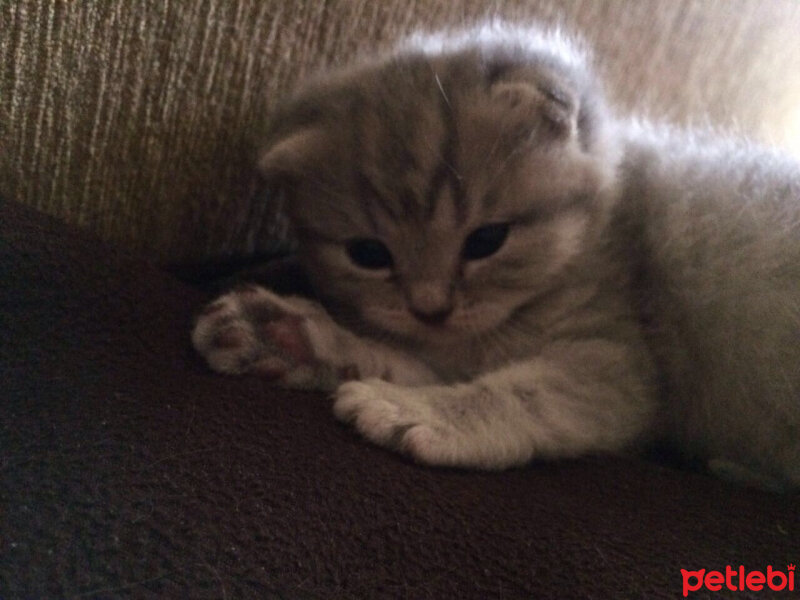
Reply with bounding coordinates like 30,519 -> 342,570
621,123 -> 800,484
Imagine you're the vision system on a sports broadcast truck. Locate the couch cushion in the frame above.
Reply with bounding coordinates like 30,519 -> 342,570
1,199 -> 797,599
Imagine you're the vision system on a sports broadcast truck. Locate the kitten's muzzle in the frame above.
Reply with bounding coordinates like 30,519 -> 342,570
409,305 -> 454,326
406,281 -> 455,326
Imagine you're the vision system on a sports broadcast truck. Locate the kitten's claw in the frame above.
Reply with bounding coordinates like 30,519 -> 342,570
334,379 -> 457,465
191,285 -> 338,389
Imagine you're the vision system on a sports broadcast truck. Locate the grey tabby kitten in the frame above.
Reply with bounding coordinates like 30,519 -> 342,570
192,23 -> 800,489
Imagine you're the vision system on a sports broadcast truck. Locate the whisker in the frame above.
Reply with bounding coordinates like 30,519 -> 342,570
434,72 -> 452,109
484,145 -> 523,191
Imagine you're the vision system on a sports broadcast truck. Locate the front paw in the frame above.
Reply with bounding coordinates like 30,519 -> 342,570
333,379 -> 457,465
191,285 -> 346,389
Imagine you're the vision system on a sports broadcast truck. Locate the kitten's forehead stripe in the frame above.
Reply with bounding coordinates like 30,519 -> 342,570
354,170 -> 389,230
348,94 -> 383,231
343,57 -> 472,229
350,87 -> 411,226
424,65 -> 468,225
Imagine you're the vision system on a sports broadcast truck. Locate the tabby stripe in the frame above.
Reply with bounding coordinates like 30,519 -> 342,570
426,66 -> 468,224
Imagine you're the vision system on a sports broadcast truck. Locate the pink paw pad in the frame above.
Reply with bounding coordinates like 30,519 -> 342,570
260,315 -> 313,364
251,355 -> 292,379
338,365 -> 361,381
211,325 -> 249,349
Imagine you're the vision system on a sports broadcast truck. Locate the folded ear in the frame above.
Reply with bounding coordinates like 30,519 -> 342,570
491,78 -> 578,142
257,127 -> 327,180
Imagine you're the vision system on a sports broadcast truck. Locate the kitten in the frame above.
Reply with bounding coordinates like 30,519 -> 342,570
192,23 -> 800,489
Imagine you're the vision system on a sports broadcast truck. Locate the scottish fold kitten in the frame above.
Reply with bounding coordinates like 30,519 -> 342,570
192,23 -> 800,488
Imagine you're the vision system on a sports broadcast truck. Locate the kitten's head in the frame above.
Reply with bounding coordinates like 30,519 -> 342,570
258,22 -> 619,346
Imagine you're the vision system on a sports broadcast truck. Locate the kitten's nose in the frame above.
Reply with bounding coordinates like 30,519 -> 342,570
410,305 -> 453,326
407,282 -> 454,326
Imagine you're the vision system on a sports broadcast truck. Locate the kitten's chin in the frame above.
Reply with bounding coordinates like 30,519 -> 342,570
406,324 -> 473,346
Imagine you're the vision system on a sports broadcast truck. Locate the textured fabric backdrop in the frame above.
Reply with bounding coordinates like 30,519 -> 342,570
3,0 -> 800,263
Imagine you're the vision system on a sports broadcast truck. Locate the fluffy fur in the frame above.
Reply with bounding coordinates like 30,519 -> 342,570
192,23 -> 800,489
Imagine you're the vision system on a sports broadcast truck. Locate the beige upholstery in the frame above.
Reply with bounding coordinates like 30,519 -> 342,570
3,0 -> 800,263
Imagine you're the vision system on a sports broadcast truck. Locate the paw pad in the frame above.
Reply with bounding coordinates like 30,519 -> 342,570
191,286 -> 341,391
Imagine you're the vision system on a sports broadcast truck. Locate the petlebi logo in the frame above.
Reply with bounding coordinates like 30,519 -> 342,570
681,564 -> 795,597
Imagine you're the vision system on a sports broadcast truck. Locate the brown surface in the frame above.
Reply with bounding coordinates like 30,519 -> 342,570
3,0 -> 800,263
3,197 -> 799,599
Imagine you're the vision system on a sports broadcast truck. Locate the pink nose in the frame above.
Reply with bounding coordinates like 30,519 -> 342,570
410,305 -> 453,325
407,282 -> 453,325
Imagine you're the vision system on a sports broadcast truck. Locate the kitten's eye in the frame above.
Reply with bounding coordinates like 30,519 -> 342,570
346,238 -> 394,270
462,223 -> 510,261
